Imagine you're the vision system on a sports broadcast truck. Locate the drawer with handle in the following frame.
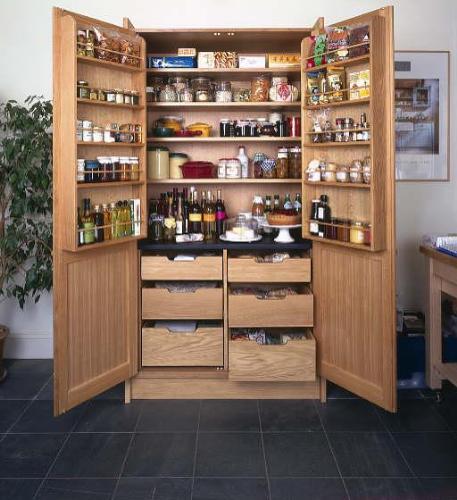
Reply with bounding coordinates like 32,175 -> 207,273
228,255 -> 311,283
142,322 -> 223,367
228,286 -> 313,328
229,330 -> 316,382
141,255 -> 222,281
142,286 -> 223,320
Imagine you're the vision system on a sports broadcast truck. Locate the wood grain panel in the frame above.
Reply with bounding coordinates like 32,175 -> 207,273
142,326 -> 223,367
228,256 -> 311,283
229,332 -> 316,382
141,255 -> 222,280
142,287 -> 223,319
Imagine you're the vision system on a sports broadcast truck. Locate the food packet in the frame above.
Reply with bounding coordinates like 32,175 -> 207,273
307,71 -> 325,105
327,66 -> 345,102
348,25 -> 370,57
326,26 -> 349,62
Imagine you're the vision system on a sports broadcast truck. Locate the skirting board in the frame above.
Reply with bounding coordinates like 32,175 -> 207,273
4,332 -> 53,359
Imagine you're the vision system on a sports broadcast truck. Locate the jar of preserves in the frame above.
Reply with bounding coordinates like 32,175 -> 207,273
336,164 -> 349,183
89,88 -> 98,100
362,156 -> 371,184
276,147 -> 289,178
97,89 -> 106,101
217,158 -> 227,178
106,89 -> 116,103
350,221 -> 365,245
119,156 -> 131,181
159,84 -> 177,102
251,75 -> 270,102
253,152 -> 268,178
114,89 -> 124,104
261,158 -> 276,178
252,195 -> 264,218
147,146 -> 169,180
77,80 -> 89,99
111,156 -> 120,181
219,119 -> 231,138
260,122 -> 276,137
322,162 -> 337,182
215,81 -> 232,102
97,157 -> 109,182
123,90 -> 132,105
289,146 -> 302,179
129,157 -> 139,181
349,160 -> 363,183
225,158 -> 241,179
169,153 -> 188,179
131,91 -> 140,105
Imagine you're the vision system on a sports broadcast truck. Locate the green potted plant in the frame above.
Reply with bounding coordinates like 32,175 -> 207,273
0,96 -> 53,382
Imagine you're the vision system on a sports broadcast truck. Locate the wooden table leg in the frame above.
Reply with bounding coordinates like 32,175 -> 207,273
425,257 -> 442,389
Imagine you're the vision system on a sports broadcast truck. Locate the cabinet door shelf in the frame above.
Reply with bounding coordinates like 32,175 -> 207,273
303,54 -> 370,73
77,98 -> 144,110
77,180 -> 145,189
148,102 -> 300,110
149,178 -> 302,184
303,141 -> 370,148
304,97 -> 370,110
148,137 -> 301,143
303,181 -> 370,189
77,55 -> 143,72
77,141 -> 145,147
303,234 -> 373,252
76,234 -> 144,252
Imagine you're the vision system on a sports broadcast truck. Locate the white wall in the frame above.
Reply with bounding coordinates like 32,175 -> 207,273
0,0 -> 455,357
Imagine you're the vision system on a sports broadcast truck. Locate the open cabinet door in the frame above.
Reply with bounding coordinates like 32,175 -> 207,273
53,8 -> 147,414
302,7 -> 396,411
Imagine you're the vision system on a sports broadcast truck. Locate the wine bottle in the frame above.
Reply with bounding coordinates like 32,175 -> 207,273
189,191 -> 202,234
215,189 -> 226,237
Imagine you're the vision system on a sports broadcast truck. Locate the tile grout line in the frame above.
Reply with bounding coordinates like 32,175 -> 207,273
190,399 -> 202,500
257,400 -> 272,500
312,399 -> 351,500
110,395 -> 144,500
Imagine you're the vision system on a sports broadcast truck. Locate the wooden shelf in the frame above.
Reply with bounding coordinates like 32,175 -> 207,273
303,141 -> 371,148
304,54 -> 370,73
303,234 -> 373,251
303,181 -> 370,189
147,137 -> 301,143
77,141 -> 145,147
77,98 -> 144,110
76,234 -> 144,252
148,178 -> 302,185
304,97 -> 370,110
147,67 -> 300,77
77,55 -> 143,72
148,102 -> 301,110
77,180 -> 145,189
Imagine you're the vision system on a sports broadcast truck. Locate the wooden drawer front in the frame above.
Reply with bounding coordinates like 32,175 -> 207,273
229,335 -> 316,381
141,256 -> 222,281
229,293 -> 313,327
142,327 -> 223,367
228,257 -> 311,283
142,288 -> 223,320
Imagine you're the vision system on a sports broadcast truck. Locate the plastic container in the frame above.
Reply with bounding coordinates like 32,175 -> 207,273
180,161 -> 215,178
169,153 -> 188,179
147,146 -> 170,179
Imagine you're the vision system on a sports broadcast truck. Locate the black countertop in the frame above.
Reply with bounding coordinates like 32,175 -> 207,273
139,237 -> 312,252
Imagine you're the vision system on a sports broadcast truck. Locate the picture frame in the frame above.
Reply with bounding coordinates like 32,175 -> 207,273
394,50 -> 450,181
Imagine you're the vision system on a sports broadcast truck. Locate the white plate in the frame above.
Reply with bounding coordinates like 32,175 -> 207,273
220,234 -> 263,243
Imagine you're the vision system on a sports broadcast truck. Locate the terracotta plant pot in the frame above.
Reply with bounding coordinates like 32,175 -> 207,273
0,324 -> 8,383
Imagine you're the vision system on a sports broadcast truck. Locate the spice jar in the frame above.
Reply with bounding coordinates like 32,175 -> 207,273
336,218 -> 350,242
115,89 -> 124,104
336,164 -> 349,183
215,81 -> 232,102
276,147 -> 289,178
89,88 -> 98,100
260,122 -> 276,137
98,156 -> 109,183
225,158 -> 241,179
106,89 -> 116,103
251,75 -> 270,102
77,159 -> 85,183
92,126 -> 104,143
97,89 -> 106,101
349,160 -> 363,183
350,221 -> 365,245
217,159 -> 227,178
220,119 -> 231,138
169,153 -> 188,179
82,120 -> 93,142
322,162 -> 337,182
131,91 -> 140,105
363,223 -> 371,246
147,146 -> 169,179
362,156 -> 371,184
328,218 -> 338,240
129,157 -> 139,181
123,90 -> 132,105
111,156 -> 120,181
119,156 -> 131,181
77,81 -> 89,99
289,146 -> 302,179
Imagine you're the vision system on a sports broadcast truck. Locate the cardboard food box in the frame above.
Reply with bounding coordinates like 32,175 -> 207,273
348,69 -> 370,100
268,53 -> 301,68
198,52 -> 215,68
239,54 -> 266,68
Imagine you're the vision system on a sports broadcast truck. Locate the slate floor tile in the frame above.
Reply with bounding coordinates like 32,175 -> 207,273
316,400 -> 384,432
270,477 -> 347,500
0,479 -> 41,500
12,400 -> 86,433
136,400 -> 200,432
37,378 -> 53,400
376,399 -> 450,432
433,399 -> 457,431
0,433 -> 66,478
193,477 -> 268,500
199,400 -> 259,432
326,382 -> 359,399
123,433 -> 195,477
259,400 -> 322,432
196,432 -> 265,477
74,400 -> 142,433
49,433 -> 131,478
5,359 -> 53,375
0,370 -> 49,399
328,432 -> 411,477
36,478 -> 117,500
95,383 -> 124,400
419,477 -> 457,500
114,477 -> 192,500
0,399 -> 29,432
344,477 -> 423,500
263,432 -> 338,477
393,432 -> 457,476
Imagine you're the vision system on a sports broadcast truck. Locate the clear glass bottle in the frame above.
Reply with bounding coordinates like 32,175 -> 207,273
237,146 -> 249,178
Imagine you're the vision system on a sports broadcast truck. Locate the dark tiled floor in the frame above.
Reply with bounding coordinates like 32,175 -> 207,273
1,360 -> 457,499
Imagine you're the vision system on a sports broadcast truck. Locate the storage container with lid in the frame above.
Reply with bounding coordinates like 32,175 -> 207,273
276,147 -> 289,178
289,146 -> 302,179
225,158 -> 241,179
129,157 -> 139,181
251,75 -> 270,102
215,81 -> 232,102
218,158 -> 227,178
147,146 -> 170,180
169,152 -> 188,179
350,221 -> 365,244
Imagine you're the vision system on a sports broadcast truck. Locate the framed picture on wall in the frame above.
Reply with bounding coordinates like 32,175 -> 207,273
394,51 -> 449,181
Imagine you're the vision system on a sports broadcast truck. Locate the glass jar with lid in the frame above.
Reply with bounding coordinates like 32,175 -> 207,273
253,152 -> 268,178
147,146 -> 170,180
215,81 -> 232,102
350,221 -> 365,245
336,164 -> 349,183
89,88 -> 98,100
131,91 -> 140,105
362,156 -> 371,184
129,157 -> 139,181
336,218 -> 351,242
260,122 -> 276,137
276,147 -> 289,178
191,77 -> 213,102
77,80 -> 89,99
225,158 -> 241,179
106,89 -> 116,103
159,84 -> 177,102
119,156 -> 131,181
169,76 -> 189,93
123,90 -> 132,105
251,75 -> 270,102
289,146 -> 302,179
349,159 -> 363,183
217,158 -> 227,178
114,89 -> 124,104
178,85 -> 194,102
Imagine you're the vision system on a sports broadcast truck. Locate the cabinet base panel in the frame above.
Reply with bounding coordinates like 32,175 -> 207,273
130,373 -> 321,400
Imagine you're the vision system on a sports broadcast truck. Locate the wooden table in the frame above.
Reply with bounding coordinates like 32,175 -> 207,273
420,245 -> 457,389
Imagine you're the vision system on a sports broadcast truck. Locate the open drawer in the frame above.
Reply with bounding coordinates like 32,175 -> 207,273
229,330 -> 316,381
228,255 -> 311,283
142,285 -> 223,320
142,322 -> 223,367
142,254 -> 222,281
228,286 -> 313,327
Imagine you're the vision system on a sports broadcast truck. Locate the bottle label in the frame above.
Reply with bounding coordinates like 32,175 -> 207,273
317,207 -> 324,219
189,213 -> 202,222
203,214 -> 216,222
176,220 -> 183,234
216,211 -> 226,221
309,221 -> 319,234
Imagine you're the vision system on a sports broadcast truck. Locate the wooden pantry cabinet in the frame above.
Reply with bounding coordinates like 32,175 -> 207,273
52,6 -> 396,415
